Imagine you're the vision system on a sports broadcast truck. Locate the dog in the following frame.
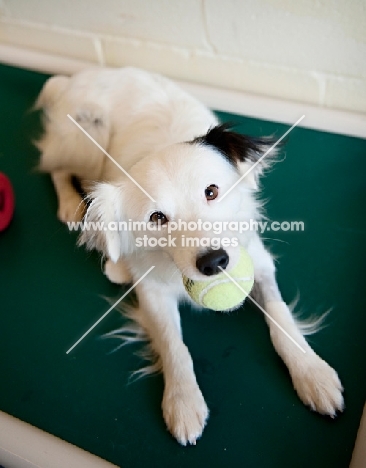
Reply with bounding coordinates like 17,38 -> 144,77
35,66 -> 344,445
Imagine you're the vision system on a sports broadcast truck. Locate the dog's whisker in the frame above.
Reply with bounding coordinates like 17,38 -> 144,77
261,237 -> 290,245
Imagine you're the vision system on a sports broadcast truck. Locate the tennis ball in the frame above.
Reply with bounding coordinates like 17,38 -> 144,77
183,246 -> 254,312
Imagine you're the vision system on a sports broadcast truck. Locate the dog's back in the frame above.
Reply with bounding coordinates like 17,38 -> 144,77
35,67 -> 217,183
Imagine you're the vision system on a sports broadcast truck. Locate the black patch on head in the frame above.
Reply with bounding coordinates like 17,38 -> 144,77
191,123 -> 280,169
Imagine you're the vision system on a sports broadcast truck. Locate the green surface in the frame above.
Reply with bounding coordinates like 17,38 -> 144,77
0,63 -> 365,467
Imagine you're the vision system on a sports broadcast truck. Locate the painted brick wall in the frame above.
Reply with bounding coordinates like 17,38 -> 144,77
0,0 -> 365,113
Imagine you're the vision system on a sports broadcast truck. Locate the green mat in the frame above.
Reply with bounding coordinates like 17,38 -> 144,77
0,63 -> 365,467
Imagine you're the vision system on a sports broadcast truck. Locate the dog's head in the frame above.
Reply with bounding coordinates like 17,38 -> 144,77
80,124 -> 278,279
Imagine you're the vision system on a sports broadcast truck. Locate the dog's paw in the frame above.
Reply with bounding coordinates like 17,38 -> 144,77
162,381 -> 209,446
104,259 -> 132,284
58,196 -> 85,223
291,354 -> 344,417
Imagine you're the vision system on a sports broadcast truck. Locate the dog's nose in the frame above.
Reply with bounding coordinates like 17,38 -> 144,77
196,248 -> 229,276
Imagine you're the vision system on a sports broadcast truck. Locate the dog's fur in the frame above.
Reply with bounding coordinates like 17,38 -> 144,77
35,67 -> 344,445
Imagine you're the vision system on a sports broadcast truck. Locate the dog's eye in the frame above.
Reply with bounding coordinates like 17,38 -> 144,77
205,184 -> 218,201
150,211 -> 168,225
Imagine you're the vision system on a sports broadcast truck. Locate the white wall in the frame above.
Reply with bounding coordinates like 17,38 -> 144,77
0,0 -> 365,113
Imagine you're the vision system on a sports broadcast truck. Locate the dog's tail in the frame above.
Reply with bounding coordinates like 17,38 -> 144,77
34,75 -> 110,181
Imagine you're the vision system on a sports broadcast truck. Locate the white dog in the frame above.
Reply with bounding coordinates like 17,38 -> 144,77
35,67 -> 344,445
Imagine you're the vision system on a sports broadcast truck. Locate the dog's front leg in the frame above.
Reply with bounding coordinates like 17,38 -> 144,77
135,282 -> 208,445
248,237 -> 344,416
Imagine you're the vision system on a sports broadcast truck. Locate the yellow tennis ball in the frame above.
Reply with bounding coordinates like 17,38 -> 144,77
183,246 -> 254,311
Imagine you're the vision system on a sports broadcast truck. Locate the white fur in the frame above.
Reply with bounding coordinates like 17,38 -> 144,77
36,66 -> 344,445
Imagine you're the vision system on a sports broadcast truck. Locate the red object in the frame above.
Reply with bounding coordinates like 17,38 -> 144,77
0,172 -> 14,231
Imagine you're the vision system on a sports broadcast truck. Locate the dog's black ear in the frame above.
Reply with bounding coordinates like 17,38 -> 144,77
193,124 -> 280,188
